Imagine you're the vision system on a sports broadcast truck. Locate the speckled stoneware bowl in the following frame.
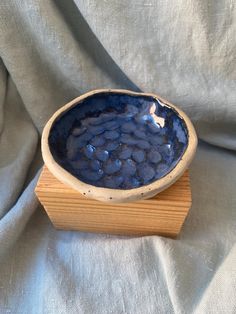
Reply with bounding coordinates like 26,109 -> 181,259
42,89 -> 197,203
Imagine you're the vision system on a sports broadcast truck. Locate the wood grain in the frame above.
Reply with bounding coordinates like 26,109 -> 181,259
35,166 -> 192,237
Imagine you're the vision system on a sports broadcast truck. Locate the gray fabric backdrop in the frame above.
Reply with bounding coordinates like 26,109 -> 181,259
0,1 -> 235,313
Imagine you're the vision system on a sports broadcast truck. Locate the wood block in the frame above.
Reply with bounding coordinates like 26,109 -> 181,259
35,166 -> 192,238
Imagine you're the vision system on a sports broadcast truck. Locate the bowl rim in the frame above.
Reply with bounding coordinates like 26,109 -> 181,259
41,89 -> 197,203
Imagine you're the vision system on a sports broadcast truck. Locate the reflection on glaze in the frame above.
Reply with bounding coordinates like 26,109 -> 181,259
49,93 -> 188,189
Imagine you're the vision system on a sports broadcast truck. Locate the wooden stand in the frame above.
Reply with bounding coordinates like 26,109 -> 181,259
35,167 -> 192,238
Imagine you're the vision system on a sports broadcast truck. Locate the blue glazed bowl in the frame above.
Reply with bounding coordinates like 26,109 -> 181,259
42,89 -> 197,203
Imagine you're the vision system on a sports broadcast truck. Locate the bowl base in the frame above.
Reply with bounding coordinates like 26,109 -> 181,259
35,166 -> 191,238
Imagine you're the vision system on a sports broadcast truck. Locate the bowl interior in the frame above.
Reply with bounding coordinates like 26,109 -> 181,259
48,92 -> 188,190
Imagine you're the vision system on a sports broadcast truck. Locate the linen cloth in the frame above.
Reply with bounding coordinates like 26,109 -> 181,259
0,1 -> 235,313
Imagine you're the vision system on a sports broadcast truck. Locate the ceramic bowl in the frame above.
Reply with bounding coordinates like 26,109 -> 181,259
42,89 -> 197,203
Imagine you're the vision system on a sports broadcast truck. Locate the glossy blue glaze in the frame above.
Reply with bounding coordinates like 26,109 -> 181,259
49,92 -> 188,189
